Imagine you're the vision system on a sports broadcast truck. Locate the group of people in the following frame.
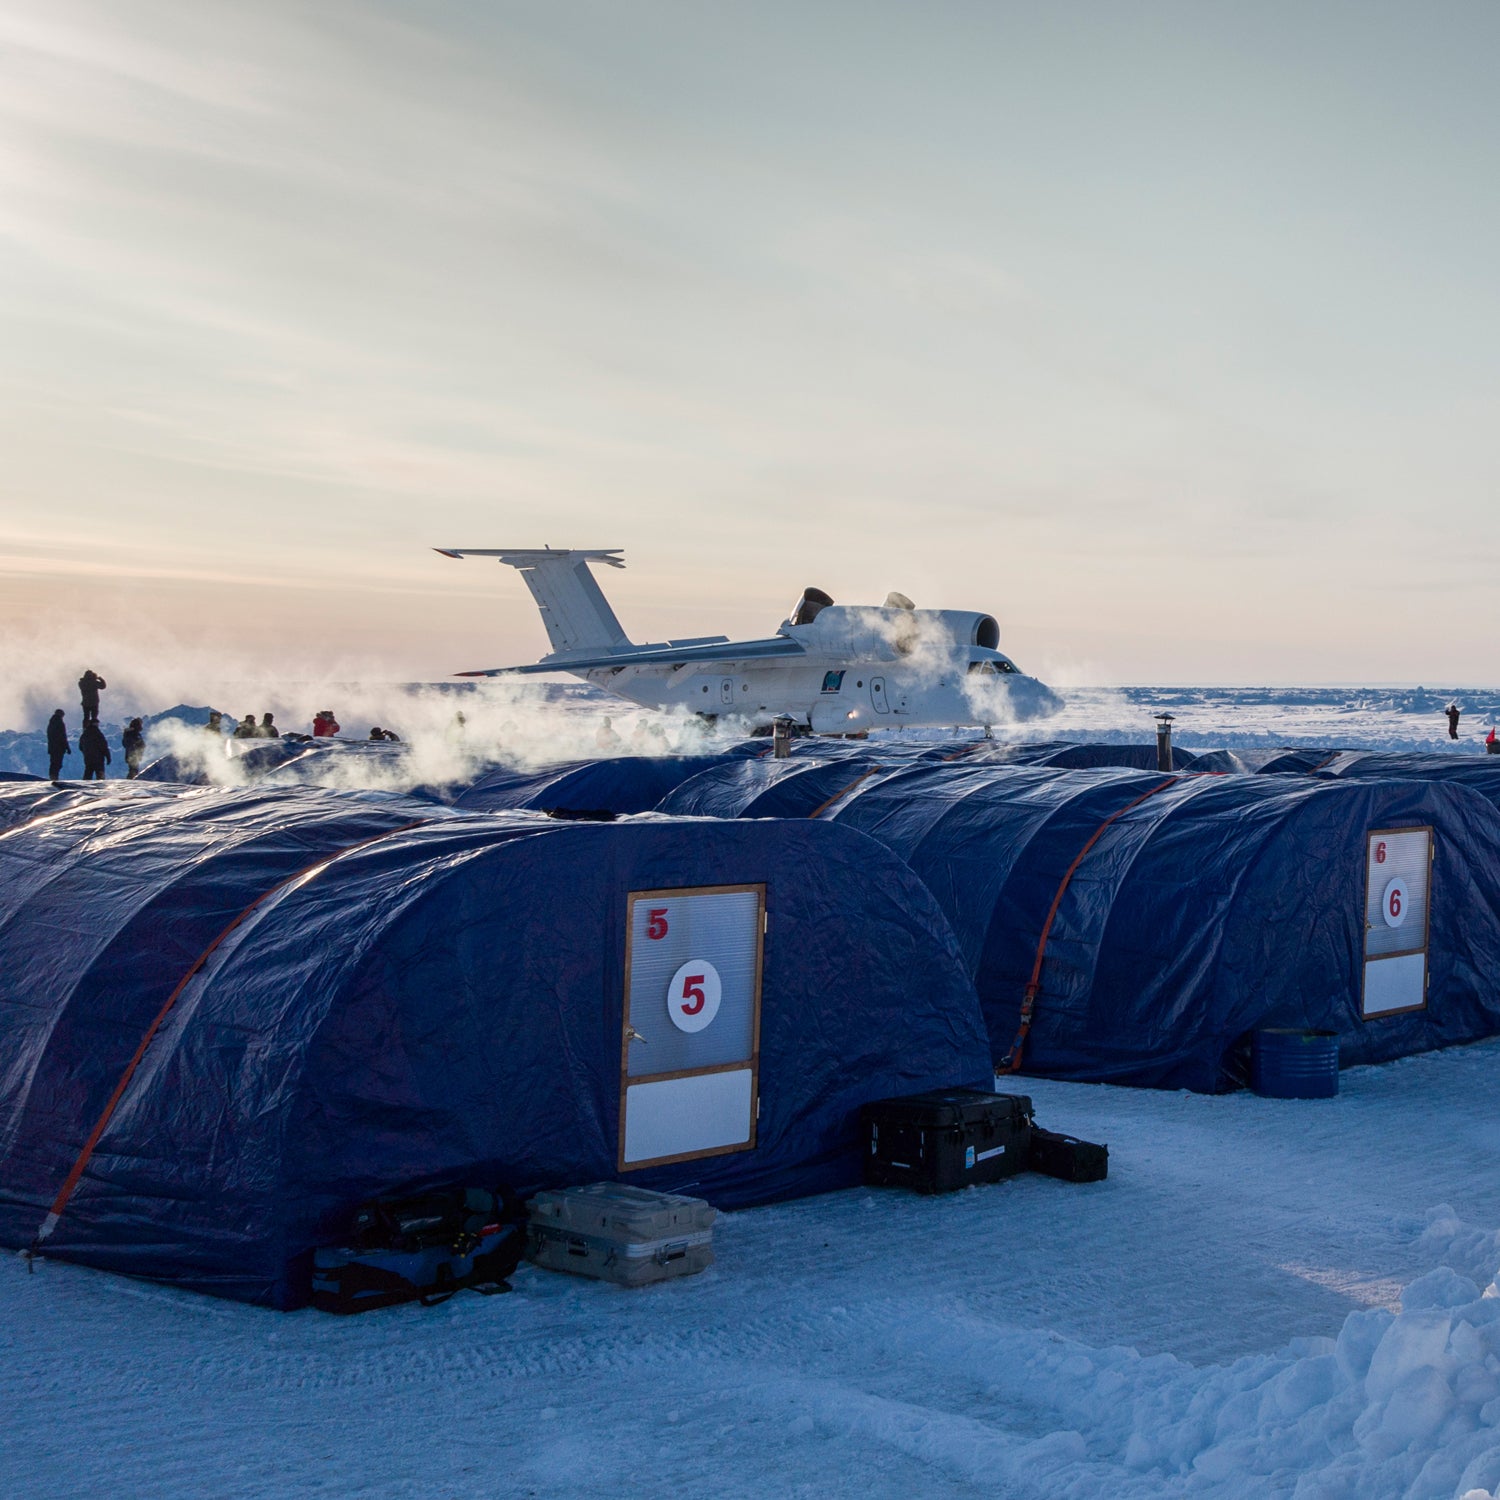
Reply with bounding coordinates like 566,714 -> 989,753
46,670 -> 145,781
42,673 -> 406,782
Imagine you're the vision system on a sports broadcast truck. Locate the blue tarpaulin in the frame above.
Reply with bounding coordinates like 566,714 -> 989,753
663,760 -> 1500,1092
1315,752 -> 1500,806
0,782 -> 987,1307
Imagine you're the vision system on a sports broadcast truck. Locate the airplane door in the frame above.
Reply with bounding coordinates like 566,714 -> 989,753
871,677 -> 891,714
720,677 -> 734,707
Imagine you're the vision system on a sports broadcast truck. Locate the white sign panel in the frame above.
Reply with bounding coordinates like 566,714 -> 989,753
623,1069 -> 754,1164
1362,828 -> 1432,1019
620,885 -> 764,1168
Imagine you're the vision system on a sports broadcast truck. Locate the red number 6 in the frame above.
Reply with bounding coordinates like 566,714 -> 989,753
647,908 -> 668,940
1389,889 -> 1402,918
1375,842 -> 1387,864
680,975 -> 706,1014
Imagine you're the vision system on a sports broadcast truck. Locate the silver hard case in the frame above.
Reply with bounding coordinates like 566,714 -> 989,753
525,1182 -> 716,1287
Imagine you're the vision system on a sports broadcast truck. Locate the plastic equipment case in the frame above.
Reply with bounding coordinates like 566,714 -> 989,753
526,1183 -> 716,1287
861,1088 -> 1033,1194
1030,1127 -> 1108,1183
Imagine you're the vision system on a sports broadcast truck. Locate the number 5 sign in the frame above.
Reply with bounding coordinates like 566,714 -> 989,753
668,960 -> 722,1032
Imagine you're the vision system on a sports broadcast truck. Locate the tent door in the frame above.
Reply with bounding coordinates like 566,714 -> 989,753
619,884 -> 765,1170
870,677 -> 890,714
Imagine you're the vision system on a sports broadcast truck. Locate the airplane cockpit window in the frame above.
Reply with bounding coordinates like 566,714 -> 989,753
821,670 -> 845,693
968,659 -> 1020,677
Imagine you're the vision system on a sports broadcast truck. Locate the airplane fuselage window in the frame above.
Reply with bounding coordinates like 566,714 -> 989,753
821,670 -> 845,693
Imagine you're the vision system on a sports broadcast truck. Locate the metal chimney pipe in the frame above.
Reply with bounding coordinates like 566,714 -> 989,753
1154,713 -> 1175,772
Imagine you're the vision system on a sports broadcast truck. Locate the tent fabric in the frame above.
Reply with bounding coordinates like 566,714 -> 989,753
970,742 -> 1199,771
0,783 -> 987,1308
1189,748 -> 1340,776
451,753 -> 750,815
663,761 -> 1500,1092
1314,752 -> 1500,807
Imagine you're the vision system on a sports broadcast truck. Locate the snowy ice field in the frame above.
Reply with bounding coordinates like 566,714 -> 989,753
8,685 -> 1500,1499
10,1048 -> 1500,1500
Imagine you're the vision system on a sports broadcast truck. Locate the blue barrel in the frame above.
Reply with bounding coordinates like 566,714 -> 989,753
1251,1029 -> 1339,1098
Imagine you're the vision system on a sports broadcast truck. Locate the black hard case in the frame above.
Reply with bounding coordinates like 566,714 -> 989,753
861,1088 -> 1033,1193
1030,1127 -> 1108,1183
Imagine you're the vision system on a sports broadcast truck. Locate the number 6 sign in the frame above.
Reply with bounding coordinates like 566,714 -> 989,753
667,959 -> 722,1033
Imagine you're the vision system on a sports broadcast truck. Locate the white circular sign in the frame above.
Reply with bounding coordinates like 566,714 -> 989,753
1382,877 -> 1409,929
667,959 -> 722,1033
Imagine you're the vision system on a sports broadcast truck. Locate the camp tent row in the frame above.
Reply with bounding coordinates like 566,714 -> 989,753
0,782 -> 987,1307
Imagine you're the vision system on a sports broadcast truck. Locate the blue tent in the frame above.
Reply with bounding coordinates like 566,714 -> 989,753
664,761 -> 1500,1091
971,742 -> 1199,771
1315,752 -> 1500,807
0,783 -> 987,1307
452,754 -> 749,815
1189,748 -> 1341,775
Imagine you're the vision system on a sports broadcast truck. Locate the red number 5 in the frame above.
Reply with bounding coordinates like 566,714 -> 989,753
647,908 -> 668,940
680,975 -> 706,1014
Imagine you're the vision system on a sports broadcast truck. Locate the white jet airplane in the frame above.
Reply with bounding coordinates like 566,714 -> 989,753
435,547 -> 1063,733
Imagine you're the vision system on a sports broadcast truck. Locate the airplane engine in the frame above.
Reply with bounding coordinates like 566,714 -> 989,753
906,610 -> 1001,652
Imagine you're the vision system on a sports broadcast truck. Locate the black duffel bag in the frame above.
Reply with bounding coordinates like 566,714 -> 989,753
312,1187 -> 525,1314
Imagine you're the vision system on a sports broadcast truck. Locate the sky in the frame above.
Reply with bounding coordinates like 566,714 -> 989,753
1,0 -> 1497,706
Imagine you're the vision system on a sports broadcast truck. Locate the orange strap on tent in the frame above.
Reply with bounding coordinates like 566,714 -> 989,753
806,769 -> 880,820
31,819 -> 430,1251
998,777 -> 1180,1074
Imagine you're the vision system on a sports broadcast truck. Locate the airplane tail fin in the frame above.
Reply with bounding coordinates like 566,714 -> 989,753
434,547 -> 632,657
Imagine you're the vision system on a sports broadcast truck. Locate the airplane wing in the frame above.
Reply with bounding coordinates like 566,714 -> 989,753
456,636 -> 807,677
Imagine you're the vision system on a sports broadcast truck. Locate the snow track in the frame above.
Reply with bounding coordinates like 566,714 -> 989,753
9,1042 -> 1500,1498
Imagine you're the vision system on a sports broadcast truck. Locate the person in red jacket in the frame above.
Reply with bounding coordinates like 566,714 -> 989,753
1487,726 -> 1499,756
313,709 -> 340,737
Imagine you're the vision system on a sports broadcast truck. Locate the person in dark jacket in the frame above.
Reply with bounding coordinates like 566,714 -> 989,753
232,715 -> 257,738
255,712 -> 280,738
79,721 -> 110,780
1447,703 -> 1461,740
205,711 -> 224,735
46,709 -> 70,780
78,669 -> 107,724
122,718 -> 146,779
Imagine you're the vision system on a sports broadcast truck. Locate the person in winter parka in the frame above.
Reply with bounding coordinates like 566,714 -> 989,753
255,712 -> 280,739
46,709 -> 70,780
122,718 -> 146,779
79,721 -> 111,780
78,669 -> 107,724
312,710 -> 340,737
1447,703 -> 1462,740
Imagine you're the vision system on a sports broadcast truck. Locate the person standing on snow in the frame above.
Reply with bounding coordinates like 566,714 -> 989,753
46,709 -> 70,780
312,709 -> 340,737
78,669 -> 106,725
122,718 -> 146,779
256,712 -> 280,739
79,721 -> 110,780
1446,703 -> 1461,740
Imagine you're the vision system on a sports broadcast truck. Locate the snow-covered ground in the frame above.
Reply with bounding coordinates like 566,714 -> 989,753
10,1041 -> 1500,1499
